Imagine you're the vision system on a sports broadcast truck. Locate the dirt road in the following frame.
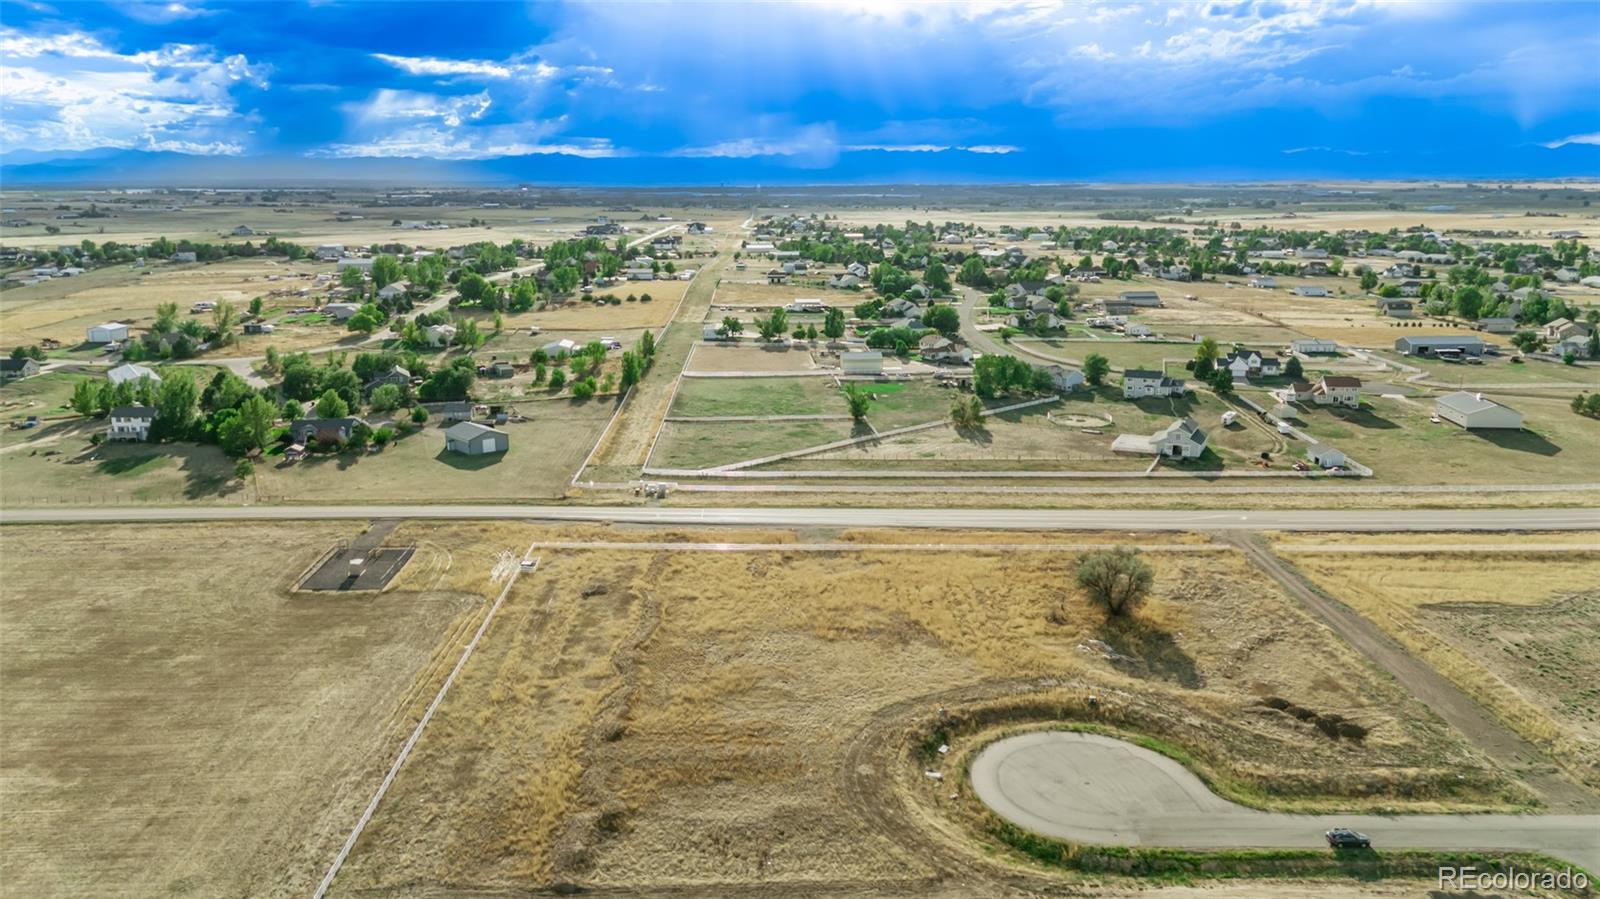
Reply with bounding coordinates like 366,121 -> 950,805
1229,532 -> 1599,811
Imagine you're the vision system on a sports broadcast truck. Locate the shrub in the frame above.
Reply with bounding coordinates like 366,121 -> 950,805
411,406 -> 429,424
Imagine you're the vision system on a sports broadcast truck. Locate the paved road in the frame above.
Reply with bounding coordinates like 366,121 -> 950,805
971,731 -> 1600,869
3,505 -> 1597,530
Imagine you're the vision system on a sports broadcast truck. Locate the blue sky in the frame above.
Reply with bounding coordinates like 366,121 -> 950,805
2,0 -> 1598,182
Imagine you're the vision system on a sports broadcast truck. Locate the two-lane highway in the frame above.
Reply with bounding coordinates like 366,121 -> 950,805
2,505 -> 1597,530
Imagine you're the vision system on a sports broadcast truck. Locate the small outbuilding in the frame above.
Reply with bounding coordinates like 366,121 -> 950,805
841,350 -> 883,376
445,420 -> 509,455
87,322 -> 130,344
1306,443 -> 1347,469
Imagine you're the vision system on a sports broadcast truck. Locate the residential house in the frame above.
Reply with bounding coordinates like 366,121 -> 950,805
377,280 -> 410,301
1043,365 -> 1084,393
426,323 -> 458,347
107,405 -> 154,441
171,251 -> 198,263
315,244 -> 344,261
1248,275 -> 1277,289
766,269 -> 789,285
289,417 -> 366,445
106,363 -> 162,387
364,365 -> 411,395
1544,318 -> 1592,342
1292,285 -> 1330,297
423,401 -> 474,423
881,298 -> 919,320
1435,392 -> 1523,430
1376,298 -> 1415,318
232,225 -> 255,236
1221,349 -> 1281,380
1397,280 -> 1423,297
1394,335 -> 1485,357
87,322 -> 129,344
918,335 -> 973,365
324,302 -> 361,321
1553,337 -> 1593,359
1300,260 -> 1330,276
845,261 -> 869,278
1312,376 -> 1361,408
828,273 -> 861,289
336,257 -> 373,273
1475,317 -> 1517,334
1099,299 -> 1136,316
1122,369 -> 1186,399
1118,290 -> 1163,307
445,421 -> 509,455
1112,418 -> 1208,459
1289,338 -> 1337,355
626,268 -> 656,281
0,357 -> 40,381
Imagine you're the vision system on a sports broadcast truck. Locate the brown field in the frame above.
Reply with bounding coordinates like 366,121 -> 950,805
0,257 -> 336,348
330,526 -> 1516,896
1282,547 -> 1600,789
527,283 -> 687,330
710,279 -> 854,309
0,521 -> 494,899
685,343 -> 822,373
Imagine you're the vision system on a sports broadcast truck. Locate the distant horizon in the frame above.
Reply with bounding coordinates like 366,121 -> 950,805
3,1 -> 1597,186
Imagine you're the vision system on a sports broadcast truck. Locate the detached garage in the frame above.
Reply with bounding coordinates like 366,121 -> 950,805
1435,391 -> 1523,430
445,421 -> 509,455
841,350 -> 883,376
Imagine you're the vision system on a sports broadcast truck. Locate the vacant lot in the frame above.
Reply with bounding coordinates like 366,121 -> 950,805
0,522 -> 489,899
670,376 -> 845,418
1281,545 -> 1600,789
331,531 -> 1516,896
711,280 -> 852,308
649,418 -> 853,469
685,343 -> 821,373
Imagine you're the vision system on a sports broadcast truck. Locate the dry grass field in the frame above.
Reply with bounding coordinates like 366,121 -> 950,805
685,343 -> 822,373
0,521 -> 495,899
710,279 -> 853,308
1281,544 -> 1600,790
326,527 -> 1521,896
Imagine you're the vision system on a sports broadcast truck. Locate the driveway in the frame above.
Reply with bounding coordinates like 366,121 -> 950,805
971,730 -> 1599,869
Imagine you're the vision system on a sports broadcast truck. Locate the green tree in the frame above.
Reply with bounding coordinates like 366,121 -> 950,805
154,301 -> 180,333
369,383 -> 404,412
371,254 -> 402,289
1083,353 -> 1110,386
234,458 -> 255,481
548,368 -> 567,390
1074,548 -> 1154,617
620,351 -> 642,391
249,296 -> 264,317
924,259 -> 951,294
950,394 -> 984,429
550,266 -> 581,294
1359,269 -> 1378,292
411,406 -> 429,424
1195,337 -> 1220,366
1211,368 -> 1234,393
262,345 -> 280,373
153,369 -> 199,439
1283,356 -> 1304,380
339,265 -> 365,289
571,377 -> 597,399
314,389 -> 349,418
823,306 -> 845,340
923,304 -> 960,336
957,256 -> 990,288
719,315 -> 744,336
70,379 -> 99,416
843,384 -> 871,421
235,394 -> 276,451
1511,331 -> 1544,354
211,301 -> 239,345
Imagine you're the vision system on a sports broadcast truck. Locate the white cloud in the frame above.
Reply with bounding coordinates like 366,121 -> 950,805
312,126 -> 623,160
961,144 -> 1021,154
0,27 -> 264,155
372,53 -> 514,79
1072,42 -> 1116,61
1542,132 -> 1600,149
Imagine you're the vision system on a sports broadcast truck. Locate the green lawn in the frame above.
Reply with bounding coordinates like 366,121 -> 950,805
649,419 -> 853,469
1295,394 -> 1600,484
670,376 -> 843,417
856,380 -> 973,430
0,371 -> 93,424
